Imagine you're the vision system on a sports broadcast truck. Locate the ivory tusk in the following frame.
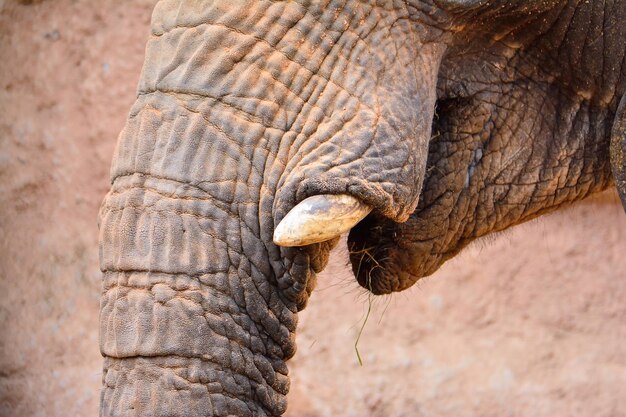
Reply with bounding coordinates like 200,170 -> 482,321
273,194 -> 372,247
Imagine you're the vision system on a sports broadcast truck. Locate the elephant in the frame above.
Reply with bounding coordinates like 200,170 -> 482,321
98,0 -> 626,416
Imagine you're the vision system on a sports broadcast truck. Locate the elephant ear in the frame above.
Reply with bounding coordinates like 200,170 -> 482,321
611,93 -> 626,212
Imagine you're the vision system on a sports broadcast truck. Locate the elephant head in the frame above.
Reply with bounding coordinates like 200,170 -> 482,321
99,1 -> 626,415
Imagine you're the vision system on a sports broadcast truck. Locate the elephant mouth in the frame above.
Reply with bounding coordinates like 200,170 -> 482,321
347,213 -> 412,295
267,164 -> 429,295
272,182 -> 454,296
273,188 -> 422,296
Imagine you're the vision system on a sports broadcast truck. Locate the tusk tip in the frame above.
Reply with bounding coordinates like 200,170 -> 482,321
273,194 -> 372,247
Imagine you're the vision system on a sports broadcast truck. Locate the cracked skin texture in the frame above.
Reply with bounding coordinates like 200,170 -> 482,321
98,1 -> 626,416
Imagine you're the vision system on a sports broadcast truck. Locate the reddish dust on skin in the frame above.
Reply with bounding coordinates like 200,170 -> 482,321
1,1 -> 625,417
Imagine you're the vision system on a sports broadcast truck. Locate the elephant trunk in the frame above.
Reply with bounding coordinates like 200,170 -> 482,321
97,5 -> 306,414
99,170 -> 299,416
99,1 -> 444,415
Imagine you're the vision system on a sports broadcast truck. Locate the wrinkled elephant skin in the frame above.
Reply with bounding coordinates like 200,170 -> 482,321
99,1 -> 626,416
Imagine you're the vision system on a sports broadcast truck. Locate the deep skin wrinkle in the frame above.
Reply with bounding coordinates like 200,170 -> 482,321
99,1 -> 625,415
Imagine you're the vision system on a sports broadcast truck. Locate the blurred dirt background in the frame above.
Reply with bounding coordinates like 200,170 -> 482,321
0,1 -> 625,417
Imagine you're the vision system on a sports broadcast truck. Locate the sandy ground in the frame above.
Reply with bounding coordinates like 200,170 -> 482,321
0,1 -> 625,417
